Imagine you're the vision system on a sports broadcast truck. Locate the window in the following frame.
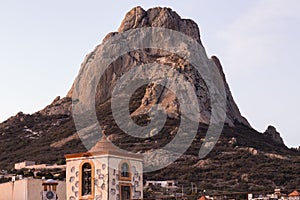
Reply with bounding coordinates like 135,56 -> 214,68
121,163 -> 129,178
119,161 -> 131,181
81,162 -> 92,196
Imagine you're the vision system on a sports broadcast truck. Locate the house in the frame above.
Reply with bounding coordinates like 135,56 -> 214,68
14,161 -> 36,170
0,177 -> 66,200
14,161 -> 66,170
289,190 -> 300,200
198,196 -> 208,200
145,180 -> 178,189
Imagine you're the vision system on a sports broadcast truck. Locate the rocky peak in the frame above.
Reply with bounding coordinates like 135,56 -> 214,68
264,125 -> 284,144
39,96 -> 72,116
67,6 -> 250,128
118,6 -> 201,44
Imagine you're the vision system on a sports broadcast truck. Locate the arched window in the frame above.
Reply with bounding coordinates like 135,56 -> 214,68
81,162 -> 92,196
121,163 -> 129,178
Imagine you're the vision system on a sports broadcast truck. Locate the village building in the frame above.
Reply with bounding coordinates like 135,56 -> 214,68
145,180 -> 178,189
14,160 -> 66,170
0,178 -> 65,200
14,161 -> 36,170
289,190 -> 300,200
65,133 -> 143,200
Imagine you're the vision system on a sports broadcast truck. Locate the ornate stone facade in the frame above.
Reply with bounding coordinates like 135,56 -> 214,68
65,135 -> 143,200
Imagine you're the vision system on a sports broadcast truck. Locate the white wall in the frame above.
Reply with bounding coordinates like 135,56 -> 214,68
66,156 -> 109,200
0,178 -> 66,200
108,156 -> 143,200
14,161 -> 36,170
66,154 -> 143,200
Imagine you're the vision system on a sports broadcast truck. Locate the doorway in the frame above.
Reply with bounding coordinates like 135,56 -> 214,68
120,185 -> 131,200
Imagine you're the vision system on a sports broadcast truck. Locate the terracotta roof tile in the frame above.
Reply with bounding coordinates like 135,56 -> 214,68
289,190 -> 300,197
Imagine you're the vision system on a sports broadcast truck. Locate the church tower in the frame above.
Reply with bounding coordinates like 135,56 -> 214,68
65,133 -> 143,200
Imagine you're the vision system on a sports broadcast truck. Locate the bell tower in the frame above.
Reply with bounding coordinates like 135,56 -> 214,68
65,131 -> 143,200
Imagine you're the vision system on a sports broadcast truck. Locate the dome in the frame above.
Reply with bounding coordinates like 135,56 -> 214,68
88,134 -> 121,153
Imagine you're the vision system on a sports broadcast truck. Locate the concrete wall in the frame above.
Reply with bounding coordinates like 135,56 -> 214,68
289,196 -> 300,200
23,164 -> 66,170
14,161 -> 65,170
0,178 -> 66,200
14,161 -> 35,170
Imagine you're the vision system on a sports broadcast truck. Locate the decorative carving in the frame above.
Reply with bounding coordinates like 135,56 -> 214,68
111,188 -> 116,195
96,193 -> 102,200
94,179 -> 99,186
102,164 -> 106,170
70,166 -> 75,173
69,176 -> 75,183
99,174 -> 104,179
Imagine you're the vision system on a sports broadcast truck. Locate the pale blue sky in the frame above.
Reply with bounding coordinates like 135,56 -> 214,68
0,0 -> 299,147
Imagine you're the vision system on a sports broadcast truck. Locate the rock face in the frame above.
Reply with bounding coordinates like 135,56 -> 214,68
118,6 -> 201,44
39,96 -> 72,116
264,125 -> 284,144
67,6 -> 250,127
